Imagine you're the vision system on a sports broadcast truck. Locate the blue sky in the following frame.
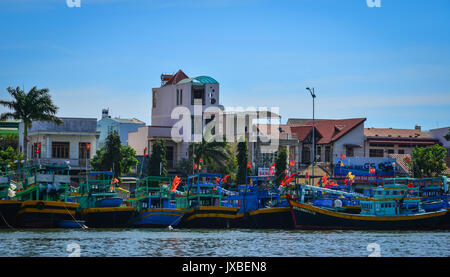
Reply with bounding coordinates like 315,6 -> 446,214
0,0 -> 449,130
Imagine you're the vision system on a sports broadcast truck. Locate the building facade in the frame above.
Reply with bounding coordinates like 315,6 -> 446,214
97,108 -> 145,148
19,117 -> 99,171
364,125 -> 440,157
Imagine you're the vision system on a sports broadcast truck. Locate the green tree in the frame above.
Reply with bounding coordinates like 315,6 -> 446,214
189,138 -> 231,172
148,139 -> 167,176
405,144 -> 447,178
0,86 -> 62,159
0,133 -> 19,151
91,131 -> 127,178
236,140 -> 251,185
120,145 -> 138,175
275,147 -> 288,185
0,146 -> 24,171
204,143 -> 238,186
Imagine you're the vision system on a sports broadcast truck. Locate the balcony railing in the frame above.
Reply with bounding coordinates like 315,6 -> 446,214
29,158 -> 91,170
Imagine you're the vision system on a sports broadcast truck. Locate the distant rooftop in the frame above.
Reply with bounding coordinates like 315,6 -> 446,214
365,127 -> 433,139
108,117 -> 145,124
177,76 -> 218,85
27,117 -> 98,133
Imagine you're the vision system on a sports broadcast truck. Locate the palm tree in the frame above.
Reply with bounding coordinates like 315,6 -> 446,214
189,138 -> 231,173
0,86 -> 62,160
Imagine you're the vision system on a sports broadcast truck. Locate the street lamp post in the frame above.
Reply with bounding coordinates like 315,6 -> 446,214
306,87 -> 316,181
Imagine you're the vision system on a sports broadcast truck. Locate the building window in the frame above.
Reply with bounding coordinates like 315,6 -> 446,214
152,91 -> 157,108
398,149 -> 405,154
346,147 -> 354,157
316,147 -> 321,162
52,142 -> 69,159
387,149 -> 394,154
369,149 -> 384,157
191,87 -> 205,105
176,89 -> 183,105
302,147 -> 311,164
325,146 -> 331,162
79,142 -> 91,159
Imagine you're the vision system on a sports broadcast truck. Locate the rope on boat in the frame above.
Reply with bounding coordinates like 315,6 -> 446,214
0,210 -> 14,229
63,204 -> 88,229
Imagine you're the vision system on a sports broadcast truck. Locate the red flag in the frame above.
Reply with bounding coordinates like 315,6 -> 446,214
199,158 -> 203,163
407,183 -> 414,188
340,154 -> 346,160
281,173 -> 296,186
289,160 -> 296,168
222,175 -> 230,183
144,147 -> 148,157
247,162 -> 251,169
193,163 -> 198,170
405,157 -> 411,163
171,176 -> 182,192
369,168 -> 375,174
305,172 -> 309,179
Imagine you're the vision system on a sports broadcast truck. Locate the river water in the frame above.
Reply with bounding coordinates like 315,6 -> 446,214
0,228 -> 448,257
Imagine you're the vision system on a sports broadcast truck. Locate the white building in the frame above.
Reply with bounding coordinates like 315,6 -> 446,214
128,70 -> 222,171
19,117 -> 99,171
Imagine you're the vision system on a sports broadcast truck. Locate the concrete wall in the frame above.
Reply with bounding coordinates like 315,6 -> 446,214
97,117 -> 145,147
332,123 -> 365,159
151,82 -> 220,128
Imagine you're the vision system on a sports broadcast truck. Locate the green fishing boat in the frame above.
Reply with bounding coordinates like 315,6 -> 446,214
14,165 -> 79,228
127,176 -> 186,228
70,171 -> 135,228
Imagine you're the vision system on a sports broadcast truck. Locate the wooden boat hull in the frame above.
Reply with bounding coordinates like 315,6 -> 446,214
79,206 -> 136,228
233,207 -> 294,229
437,208 -> 450,230
178,206 -> 239,229
17,200 -> 79,228
129,208 -> 186,228
288,197 -> 447,230
0,200 -> 22,228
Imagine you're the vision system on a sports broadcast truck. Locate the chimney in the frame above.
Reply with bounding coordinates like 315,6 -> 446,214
415,125 -> 421,131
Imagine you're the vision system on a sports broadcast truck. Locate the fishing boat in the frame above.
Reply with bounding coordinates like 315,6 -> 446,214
296,184 -> 362,214
127,176 -> 186,228
70,171 -> 135,228
15,165 -> 80,228
231,177 -> 294,229
370,176 -> 450,229
287,181 -> 447,230
177,173 -> 239,229
0,168 -> 21,228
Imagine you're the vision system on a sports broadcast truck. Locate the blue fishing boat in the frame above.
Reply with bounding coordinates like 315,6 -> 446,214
370,176 -> 450,229
58,220 -> 86,228
177,173 -> 239,229
287,181 -> 447,230
127,176 -> 186,228
230,176 -> 294,229
70,172 -> 135,228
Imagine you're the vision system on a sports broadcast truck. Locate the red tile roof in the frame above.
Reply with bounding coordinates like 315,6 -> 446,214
290,118 -> 366,144
164,69 -> 189,86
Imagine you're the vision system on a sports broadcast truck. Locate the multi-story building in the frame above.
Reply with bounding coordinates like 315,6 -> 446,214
18,117 -> 99,171
128,70 -> 222,172
364,125 -> 440,157
97,108 -> 145,148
